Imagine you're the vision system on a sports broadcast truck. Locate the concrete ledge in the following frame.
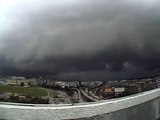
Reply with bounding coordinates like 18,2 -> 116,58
0,88 -> 160,120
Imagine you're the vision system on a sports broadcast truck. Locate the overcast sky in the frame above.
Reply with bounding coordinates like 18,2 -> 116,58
0,0 -> 160,80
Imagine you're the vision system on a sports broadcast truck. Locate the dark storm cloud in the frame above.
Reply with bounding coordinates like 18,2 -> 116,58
0,0 -> 160,80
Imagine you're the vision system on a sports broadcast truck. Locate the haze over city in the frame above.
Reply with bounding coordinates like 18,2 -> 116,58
0,0 -> 160,80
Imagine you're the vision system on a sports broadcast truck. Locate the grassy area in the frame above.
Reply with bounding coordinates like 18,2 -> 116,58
0,85 -> 49,97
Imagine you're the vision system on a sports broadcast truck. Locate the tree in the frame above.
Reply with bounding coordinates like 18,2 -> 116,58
20,82 -> 24,86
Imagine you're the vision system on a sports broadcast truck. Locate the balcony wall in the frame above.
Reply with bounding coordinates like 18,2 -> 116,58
0,88 -> 160,120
